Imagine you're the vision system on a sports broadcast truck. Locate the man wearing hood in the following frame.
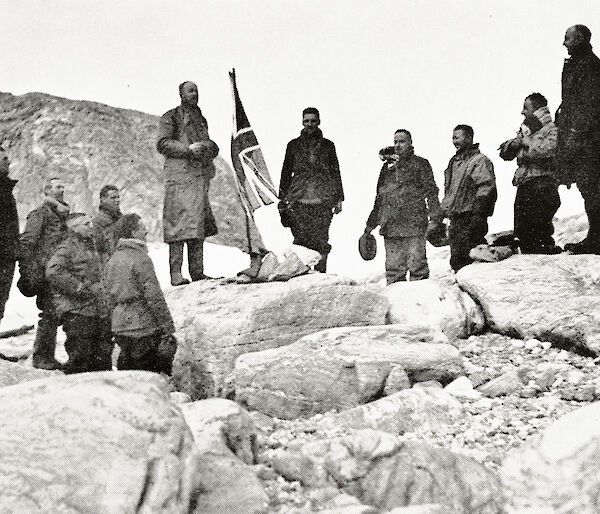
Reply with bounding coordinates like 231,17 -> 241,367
0,145 -> 19,322
557,25 -> 600,254
19,178 -> 70,369
157,81 -> 219,286
364,129 -> 441,283
93,185 -> 122,266
46,214 -> 112,374
500,93 -> 561,254
440,125 -> 497,272
279,107 -> 344,273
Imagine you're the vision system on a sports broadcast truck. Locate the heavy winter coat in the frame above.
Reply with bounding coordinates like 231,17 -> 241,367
440,144 -> 497,217
279,128 -> 344,207
93,206 -> 122,265
0,176 -> 19,263
157,104 -> 219,243
366,151 -> 441,237
19,198 -> 69,290
499,107 -> 558,186
104,239 -> 175,338
45,233 -> 108,320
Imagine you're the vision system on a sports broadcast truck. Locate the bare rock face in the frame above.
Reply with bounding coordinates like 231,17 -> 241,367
230,325 -> 463,419
0,91 -> 265,251
168,275 -> 389,400
456,255 -> 600,355
181,399 -> 267,514
0,358 -> 57,388
270,430 -> 503,513
501,401 -> 600,512
382,279 -> 485,340
0,371 -> 199,513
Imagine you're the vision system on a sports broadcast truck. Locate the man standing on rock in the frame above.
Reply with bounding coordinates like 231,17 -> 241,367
0,145 -> 19,322
19,177 -> 70,369
46,213 -> 112,374
279,107 -> 344,273
556,25 -> 600,254
440,125 -> 497,272
93,184 -> 122,266
157,81 -> 219,286
364,129 -> 442,284
499,93 -> 561,254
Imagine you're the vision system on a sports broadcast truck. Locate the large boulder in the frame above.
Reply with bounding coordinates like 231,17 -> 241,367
456,255 -> 600,355
0,371 -> 199,513
382,279 -> 485,340
168,275 -> 389,399
501,401 -> 600,512
181,399 -> 267,514
230,326 -> 463,419
0,358 -> 57,388
270,430 -> 502,513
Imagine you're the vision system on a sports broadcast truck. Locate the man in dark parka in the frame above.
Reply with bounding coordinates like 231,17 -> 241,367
556,25 -> 600,254
279,107 -> 344,273
157,81 -> 219,286
19,178 -> 69,370
0,146 -> 19,322
93,184 -> 122,266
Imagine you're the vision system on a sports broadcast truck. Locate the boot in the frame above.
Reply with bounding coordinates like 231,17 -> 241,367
187,239 -> 206,281
314,254 -> 328,273
169,242 -> 190,286
32,315 -> 61,370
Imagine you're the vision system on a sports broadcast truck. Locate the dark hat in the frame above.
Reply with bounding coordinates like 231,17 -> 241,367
358,232 -> 377,260
426,220 -> 449,247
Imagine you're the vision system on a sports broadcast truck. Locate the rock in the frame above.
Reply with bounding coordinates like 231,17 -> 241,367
382,279 -> 485,340
384,505 -> 444,514
383,366 -> 411,396
0,358 -> 58,388
501,401 -> 600,512
0,371 -> 199,513
180,399 -> 267,514
456,255 -> 600,355
477,367 -> 529,397
284,245 -> 322,267
231,325 -> 463,419
320,493 -> 378,513
444,376 -> 482,400
328,383 -> 464,433
170,391 -> 192,404
169,275 -> 389,399
0,331 -> 35,361
270,430 -> 502,513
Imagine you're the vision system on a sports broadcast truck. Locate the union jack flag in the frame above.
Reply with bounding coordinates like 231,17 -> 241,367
229,69 -> 278,217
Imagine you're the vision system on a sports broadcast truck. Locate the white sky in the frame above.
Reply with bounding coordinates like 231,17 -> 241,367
2,0 -> 599,275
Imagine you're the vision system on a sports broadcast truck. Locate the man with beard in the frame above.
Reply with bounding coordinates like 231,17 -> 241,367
157,81 -> 219,285
279,107 -> 344,272
0,145 -> 19,322
440,125 -> 497,272
46,214 -> 112,374
19,178 -> 70,369
556,25 -> 600,254
364,129 -> 441,284
93,185 -> 122,265
499,93 -> 561,254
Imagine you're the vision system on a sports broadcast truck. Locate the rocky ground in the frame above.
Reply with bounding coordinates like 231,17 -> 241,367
254,332 -> 600,512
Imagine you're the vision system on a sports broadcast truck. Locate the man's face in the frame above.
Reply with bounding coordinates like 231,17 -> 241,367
0,151 -> 10,176
393,132 -> 412,156
70,216 -> 93,239
564,27 -> 581,55
521,98 -> 537,121
101,189 -> 120,212
47,179 -> 65,202
180,82 -> 199,106
452,129 -> 472,151
133,220 -> 148,241
302,113 -> 320,134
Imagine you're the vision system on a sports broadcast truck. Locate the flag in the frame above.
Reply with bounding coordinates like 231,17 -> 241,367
229,69 -> 278,218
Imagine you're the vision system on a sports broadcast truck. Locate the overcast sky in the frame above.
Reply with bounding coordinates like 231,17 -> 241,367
2,1 -> 599,273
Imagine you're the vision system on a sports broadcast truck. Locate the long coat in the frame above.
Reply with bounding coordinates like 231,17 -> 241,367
0,176 -> 19,263
157,105 -> 219,243
93,206 -> 121,266
366,151 -> 441,238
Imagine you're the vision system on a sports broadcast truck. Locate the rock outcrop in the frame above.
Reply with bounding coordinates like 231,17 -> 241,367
0,90 -> 265,251
168,275 -> 389,399
0,371 -> 199,513
456,254 -> 600,355
501,400 -> 600,513
0,358 -> 57,388
230,325 -> 463,419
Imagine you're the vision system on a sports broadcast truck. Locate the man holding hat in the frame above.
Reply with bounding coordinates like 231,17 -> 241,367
364,129 -> 441,284
157,81 -> 219,285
